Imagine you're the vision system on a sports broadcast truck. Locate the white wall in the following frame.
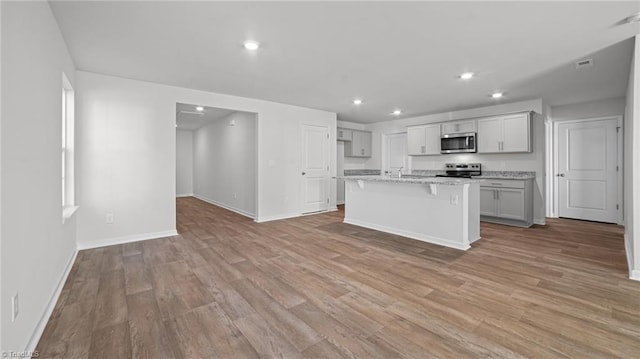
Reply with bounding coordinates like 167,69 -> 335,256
343,99 -> 546,224
193,112 -> 256,217
1,1 -> 77,352
550,97 -> 626,121
176,130 -> 193,196
77,71 -> 336,246
625,35 -> 640,280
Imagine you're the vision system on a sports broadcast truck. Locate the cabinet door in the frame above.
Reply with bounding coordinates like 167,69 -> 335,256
480,188 -> 498,216
441,120 -> 476,134
456,120 -> 476,133
407,126 -> 426,155
424,124 -> 441,155
501,113 -> 530,152
361,131 -> 372,157
352,131 -> 364,156
477,117 -> 502,153
441,122 -> 458,135
337,128 -> 352,141
496,188 -> 525,220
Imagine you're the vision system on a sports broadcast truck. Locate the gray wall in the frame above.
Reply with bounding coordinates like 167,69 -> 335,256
193,112 -> 257,217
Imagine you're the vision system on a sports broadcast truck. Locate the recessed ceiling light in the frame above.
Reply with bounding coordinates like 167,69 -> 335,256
244,41 -> 260,50
195,106 -> 204,111
353,99 -> 363,105
491,92 -> 504,99
460,72 -> 474,80
392,109 -> 402,116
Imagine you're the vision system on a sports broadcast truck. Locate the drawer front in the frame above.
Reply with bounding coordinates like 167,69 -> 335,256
480,179 -> 525,189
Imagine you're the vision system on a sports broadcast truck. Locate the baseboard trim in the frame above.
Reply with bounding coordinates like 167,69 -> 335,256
176,193 -> 194,198
343,217 -> 471,251
77,230 -> 178,250
255,212 -> 300,223
624,233 -> 637,280
534,218 -> 546,225
25,248 -> 78,353
193,194 -> 255,219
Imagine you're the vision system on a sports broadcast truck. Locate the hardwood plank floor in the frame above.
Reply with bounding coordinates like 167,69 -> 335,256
35,197 -> 640,358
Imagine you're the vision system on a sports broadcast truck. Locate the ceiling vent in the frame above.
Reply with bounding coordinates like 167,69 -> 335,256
575,58 -> 593,69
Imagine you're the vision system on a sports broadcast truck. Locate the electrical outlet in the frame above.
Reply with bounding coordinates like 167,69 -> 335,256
12,292 -> 19,322
106,213 -> 114,224
233,192 -> 237,199
450,194 -> 459,205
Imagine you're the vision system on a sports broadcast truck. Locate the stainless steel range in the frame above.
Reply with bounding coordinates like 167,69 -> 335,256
435,163 -> 481,178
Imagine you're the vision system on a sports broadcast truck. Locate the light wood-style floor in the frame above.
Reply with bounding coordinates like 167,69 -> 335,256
36,197 -> 640,358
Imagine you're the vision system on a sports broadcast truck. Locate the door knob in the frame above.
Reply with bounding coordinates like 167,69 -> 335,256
301,172 -> 306,175
557,173 -> 565,177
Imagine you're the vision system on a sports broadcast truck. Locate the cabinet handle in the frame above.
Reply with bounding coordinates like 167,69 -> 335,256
361,148 -> 364,155
339,131 -> 343,137
455,124 -> 460,132
421,145 -> 425,153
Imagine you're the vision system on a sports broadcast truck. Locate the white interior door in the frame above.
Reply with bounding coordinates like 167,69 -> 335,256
557,118 -> 619,223
384,133 -> 407,175
301,124 -> 330,214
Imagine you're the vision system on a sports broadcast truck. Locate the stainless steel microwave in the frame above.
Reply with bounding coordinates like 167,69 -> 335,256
440,132 -> 477,154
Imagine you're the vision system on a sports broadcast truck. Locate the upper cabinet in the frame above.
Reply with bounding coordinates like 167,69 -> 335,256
441,119 -> 476,135
337,128 -> 353,141
345,130 -> 372,157
477,112 -> 532,153
407,124 -> 440,155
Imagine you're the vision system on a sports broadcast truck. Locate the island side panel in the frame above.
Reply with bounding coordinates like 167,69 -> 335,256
344,180 -> 472,250
466,182 -> 481,243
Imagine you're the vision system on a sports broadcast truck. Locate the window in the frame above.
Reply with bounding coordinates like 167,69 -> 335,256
62,73 -> 77,222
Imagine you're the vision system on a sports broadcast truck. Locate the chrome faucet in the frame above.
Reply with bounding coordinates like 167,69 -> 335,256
398,167 -> 403,178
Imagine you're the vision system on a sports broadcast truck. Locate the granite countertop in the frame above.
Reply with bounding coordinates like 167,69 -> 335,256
472,171 -> 536,180
343,170 -> 536,180
341,175 -> 482,185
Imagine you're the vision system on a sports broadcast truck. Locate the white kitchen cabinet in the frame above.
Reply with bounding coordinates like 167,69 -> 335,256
345,130 -> 372,157
337,128 -> 353,141
480,179 -> 533,227
441,119 -> 476,135
407,124 -> 440,155
477,112 -> 531,153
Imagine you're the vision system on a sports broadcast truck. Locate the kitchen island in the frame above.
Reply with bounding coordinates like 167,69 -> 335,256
343,175 -> 481,250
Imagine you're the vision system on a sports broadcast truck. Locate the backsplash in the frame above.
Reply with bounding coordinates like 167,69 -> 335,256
344,169 -> 381,176
408,169 -> 445,176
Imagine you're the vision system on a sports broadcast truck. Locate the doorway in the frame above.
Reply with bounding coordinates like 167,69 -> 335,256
175,103 -> 258,219
554,116 -> 622,223
383,132 -> 408,176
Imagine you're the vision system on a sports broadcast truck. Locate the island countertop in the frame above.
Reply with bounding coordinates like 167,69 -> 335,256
341,175 -> 483,186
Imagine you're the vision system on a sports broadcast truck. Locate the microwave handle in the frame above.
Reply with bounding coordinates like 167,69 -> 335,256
466,137 -> 469,147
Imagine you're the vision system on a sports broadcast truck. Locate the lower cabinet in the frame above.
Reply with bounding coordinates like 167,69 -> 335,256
480,179 -> 533,227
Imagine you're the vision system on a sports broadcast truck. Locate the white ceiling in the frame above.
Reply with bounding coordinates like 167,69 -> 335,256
50,1 -> 640,123
176,103 -> 236,131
